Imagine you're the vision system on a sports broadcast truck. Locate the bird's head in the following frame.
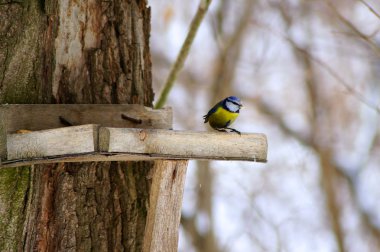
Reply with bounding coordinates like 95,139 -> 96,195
225,96 -> 243,112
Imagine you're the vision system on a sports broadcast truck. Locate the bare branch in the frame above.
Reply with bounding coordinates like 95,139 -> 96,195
326,1 -> 380,57
155,0 -> 213,109
258,21 -> 380,113
253,97 -> 380,250
210,0 -> 255,99
359,0 -> 380,20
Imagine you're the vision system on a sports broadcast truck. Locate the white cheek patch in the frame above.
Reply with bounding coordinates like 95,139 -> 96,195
226,101 -> 240,112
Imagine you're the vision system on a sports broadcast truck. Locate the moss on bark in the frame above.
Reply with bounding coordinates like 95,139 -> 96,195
0,0 -> 43,104
0,167 -> 30,251
0,1 -> 43,250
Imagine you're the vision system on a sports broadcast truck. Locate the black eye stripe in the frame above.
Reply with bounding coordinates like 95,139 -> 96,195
229,101 -> 241,106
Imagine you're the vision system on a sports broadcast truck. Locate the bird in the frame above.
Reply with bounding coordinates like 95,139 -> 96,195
203,96 -> 243,134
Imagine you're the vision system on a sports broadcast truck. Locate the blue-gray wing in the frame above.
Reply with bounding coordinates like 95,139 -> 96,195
203,101 -> 222,123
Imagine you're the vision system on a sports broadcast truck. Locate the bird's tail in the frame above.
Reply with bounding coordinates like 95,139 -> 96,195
203,115 -> 208,123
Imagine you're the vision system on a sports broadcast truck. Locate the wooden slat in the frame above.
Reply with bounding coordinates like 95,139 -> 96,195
0,153 -> 185,168
1,125 -> 268,168
7,124 -> 98,160
0,104 -> 172,132
99,128 -> 268,162
0,108 -> 7,162
143,160 -> 188,252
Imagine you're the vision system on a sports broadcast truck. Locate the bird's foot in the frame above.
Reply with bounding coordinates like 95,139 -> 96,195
226,127 -> 241,135
215,128 -> 241,135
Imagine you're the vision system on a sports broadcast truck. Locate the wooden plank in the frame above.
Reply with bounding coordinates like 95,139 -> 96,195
0,153 -> 179,168
7,124 -> 98,160
99,128 -> 268,162
0,125 -> 268,167
0,108 -> 7,161
143,160 -> 188,252
0,153 -> 150,168
0,104 -> 172,133
1,126 -> 268,167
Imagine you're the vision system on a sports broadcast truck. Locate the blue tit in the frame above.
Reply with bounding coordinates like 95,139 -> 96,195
203,96 -> 243,134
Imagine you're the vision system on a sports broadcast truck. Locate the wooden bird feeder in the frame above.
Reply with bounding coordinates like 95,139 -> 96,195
0,104 -> 268,168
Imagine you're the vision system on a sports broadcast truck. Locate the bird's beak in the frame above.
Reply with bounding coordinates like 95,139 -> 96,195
240,104 -> 244,108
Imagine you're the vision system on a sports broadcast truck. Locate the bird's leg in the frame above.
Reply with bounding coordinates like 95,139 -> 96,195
225,127 -> 241,135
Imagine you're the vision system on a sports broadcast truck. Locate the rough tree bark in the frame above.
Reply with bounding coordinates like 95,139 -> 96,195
0,1 -> 187,251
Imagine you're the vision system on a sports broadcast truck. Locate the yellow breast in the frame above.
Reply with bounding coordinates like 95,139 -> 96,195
207,106 -> 239,129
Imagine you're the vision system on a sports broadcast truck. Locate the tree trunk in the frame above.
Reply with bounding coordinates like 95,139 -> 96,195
0,1 -> 186,251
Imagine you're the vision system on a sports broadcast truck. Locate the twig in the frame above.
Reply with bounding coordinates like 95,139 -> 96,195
253,97 -> 380,248
359,0 -> 380,20
154,0 -> 213,109
258,22 -> 380,114
286,35 -> 380,114
326,1 -> 380,57
209,0 -> 254,99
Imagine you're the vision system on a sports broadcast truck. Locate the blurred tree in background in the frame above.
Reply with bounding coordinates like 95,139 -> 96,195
151,0 -> 380,251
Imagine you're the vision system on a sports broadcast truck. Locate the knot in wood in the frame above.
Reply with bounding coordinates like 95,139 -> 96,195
139,130 -> 147,141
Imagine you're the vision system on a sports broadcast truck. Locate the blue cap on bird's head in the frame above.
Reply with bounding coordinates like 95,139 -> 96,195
226,96 -> 242,106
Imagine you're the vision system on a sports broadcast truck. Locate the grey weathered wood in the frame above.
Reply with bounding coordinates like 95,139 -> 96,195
1,126 -> 267,168
0,104 -> 172,132
143,160 -> 188,252
99,128 -> 268,162
0,108 -> 7,162
7,124 -> 98,160
0,153 -> 155,168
